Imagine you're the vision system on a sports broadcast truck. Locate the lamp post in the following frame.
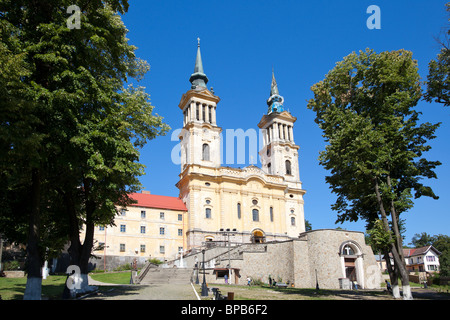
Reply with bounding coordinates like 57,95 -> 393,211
195,256 -> 199,284
222,228 -> 235,284
201,249 -> 208,297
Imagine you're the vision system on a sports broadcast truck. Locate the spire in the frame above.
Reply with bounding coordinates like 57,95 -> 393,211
270,69 -> 279,96
189,38 -> 209,89
267,69 -> 284,114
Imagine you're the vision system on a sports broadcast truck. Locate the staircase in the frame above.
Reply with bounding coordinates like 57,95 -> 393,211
138,266 -> 193,285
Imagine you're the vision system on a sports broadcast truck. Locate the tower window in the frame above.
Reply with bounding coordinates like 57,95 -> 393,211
202,144 -> 210,161
237,203 -> 241,219
268,163 -> 272,174
205,208 -> 212,219
208,106 -> 212,123
270,207 -> 274,222
291,217 -> 296,226
252,209 -> 259,222
285,160 -> 292,175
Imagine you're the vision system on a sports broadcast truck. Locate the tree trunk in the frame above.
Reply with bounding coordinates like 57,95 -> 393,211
23,168 -> 42,300
374,177 -> 413,299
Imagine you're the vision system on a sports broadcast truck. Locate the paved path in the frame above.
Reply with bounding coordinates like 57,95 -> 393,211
84,278 -> 198,300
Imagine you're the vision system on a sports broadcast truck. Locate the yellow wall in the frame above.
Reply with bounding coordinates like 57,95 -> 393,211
82,205 -> 187,262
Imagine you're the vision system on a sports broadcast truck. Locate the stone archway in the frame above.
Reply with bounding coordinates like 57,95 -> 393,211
339,241 -> 365,288
251,229 -> 266,243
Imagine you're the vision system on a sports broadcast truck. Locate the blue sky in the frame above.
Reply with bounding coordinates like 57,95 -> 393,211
121,0 -> 449,245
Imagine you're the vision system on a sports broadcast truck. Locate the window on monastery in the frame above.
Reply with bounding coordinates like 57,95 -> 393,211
141,210 -> 146,218
205,208 -> 212,219
140,245 -> 146,253
120,244 -> 125,252
342,245 -> 355,256
178,229 -> 183,236
99,226 -> 105,231
120,209 -> 126,216
160,227 -> 165,235
178,214 -> 183,221
140,226 -> 146,234
160,246 -> 165,254
291,217 -> 296,226
285,160 -> 292,175
120,224 -> 126,233
160,212 -> 165,220
237,203 -> 241,219
252,209 -> 259,222
270,207 -> 274,222
202,144 -> 210,161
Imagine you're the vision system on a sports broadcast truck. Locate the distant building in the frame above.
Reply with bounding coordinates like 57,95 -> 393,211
404,246 -> 441,273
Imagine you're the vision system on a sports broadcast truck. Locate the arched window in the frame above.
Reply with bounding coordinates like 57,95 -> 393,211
205,208 -> 211,219
237,203 -> 241,219
252,209 -> 259,222
268,163 -> 272,174
202,144 -> 210,161
342,244 -> 355,256
291,217 -> 296,226
285,160 -> 292,175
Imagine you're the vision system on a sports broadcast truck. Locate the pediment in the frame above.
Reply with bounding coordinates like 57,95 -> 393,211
179,88 -> 221,109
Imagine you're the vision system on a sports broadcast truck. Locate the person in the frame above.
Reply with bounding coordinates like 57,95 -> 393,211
247,276 -> 251,286
268,275 -> 272,287
224,274 -> 228,284
385,280 -> 392,294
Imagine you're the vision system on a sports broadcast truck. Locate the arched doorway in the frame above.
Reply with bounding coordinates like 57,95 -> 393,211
339,241 -> 365,288
251,229 -> 266,243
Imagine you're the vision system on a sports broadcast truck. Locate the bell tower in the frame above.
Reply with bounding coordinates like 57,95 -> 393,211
258,71 -> 301,186
178,39 -> 222,170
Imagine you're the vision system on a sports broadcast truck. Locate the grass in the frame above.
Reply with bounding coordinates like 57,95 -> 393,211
0,275 -> 67,300
89,271 -> 132,284
0,271 -> 131,300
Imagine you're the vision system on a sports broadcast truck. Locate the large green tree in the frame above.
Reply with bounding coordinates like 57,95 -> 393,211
425,3 -> 450,107
0,0 -> 169,299
307,49 -> 441,299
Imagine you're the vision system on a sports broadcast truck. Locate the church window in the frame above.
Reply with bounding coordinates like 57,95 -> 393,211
285,160 -> 292,175
202,105 -> 206,121
196,104 -> 199,120
270,207 -> 274,222
237,203 -> 241,219
206,199 -> 211,204
205,208 -> 212,219
252,199 -> 258,205
252,209 -> 259,222
208,106 -> 212,123
202,144 -> 210,161
291,217 -> 296,226
268,163 -> 272,174
343,245 -> 355,256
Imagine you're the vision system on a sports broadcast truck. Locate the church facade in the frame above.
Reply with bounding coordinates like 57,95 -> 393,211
174,42 -> 382,289
176,41 -> 306,250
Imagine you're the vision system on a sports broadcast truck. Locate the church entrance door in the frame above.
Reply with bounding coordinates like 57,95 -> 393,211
251,229 -> 266,243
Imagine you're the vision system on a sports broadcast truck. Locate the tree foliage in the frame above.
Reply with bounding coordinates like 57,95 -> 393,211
0,0 -> 169,299
307,49 -> 441,299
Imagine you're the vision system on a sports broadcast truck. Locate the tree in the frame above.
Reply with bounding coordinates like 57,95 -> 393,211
307,49 -> 441,299
410,232 -> 435,247
425,3 -> 450,107
0,0 -> 169,299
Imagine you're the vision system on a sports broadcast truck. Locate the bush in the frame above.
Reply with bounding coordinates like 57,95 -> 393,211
3,260 -> 20,271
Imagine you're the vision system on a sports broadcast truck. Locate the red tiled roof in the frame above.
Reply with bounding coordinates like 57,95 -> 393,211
128,193 -> 187,211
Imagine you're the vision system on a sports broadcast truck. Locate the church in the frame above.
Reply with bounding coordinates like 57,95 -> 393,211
86,41 -> 382,289
176,40 -> 306,249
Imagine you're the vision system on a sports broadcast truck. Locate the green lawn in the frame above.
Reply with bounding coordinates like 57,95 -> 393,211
89,271 -> 132,284
0,275 -> 67,300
